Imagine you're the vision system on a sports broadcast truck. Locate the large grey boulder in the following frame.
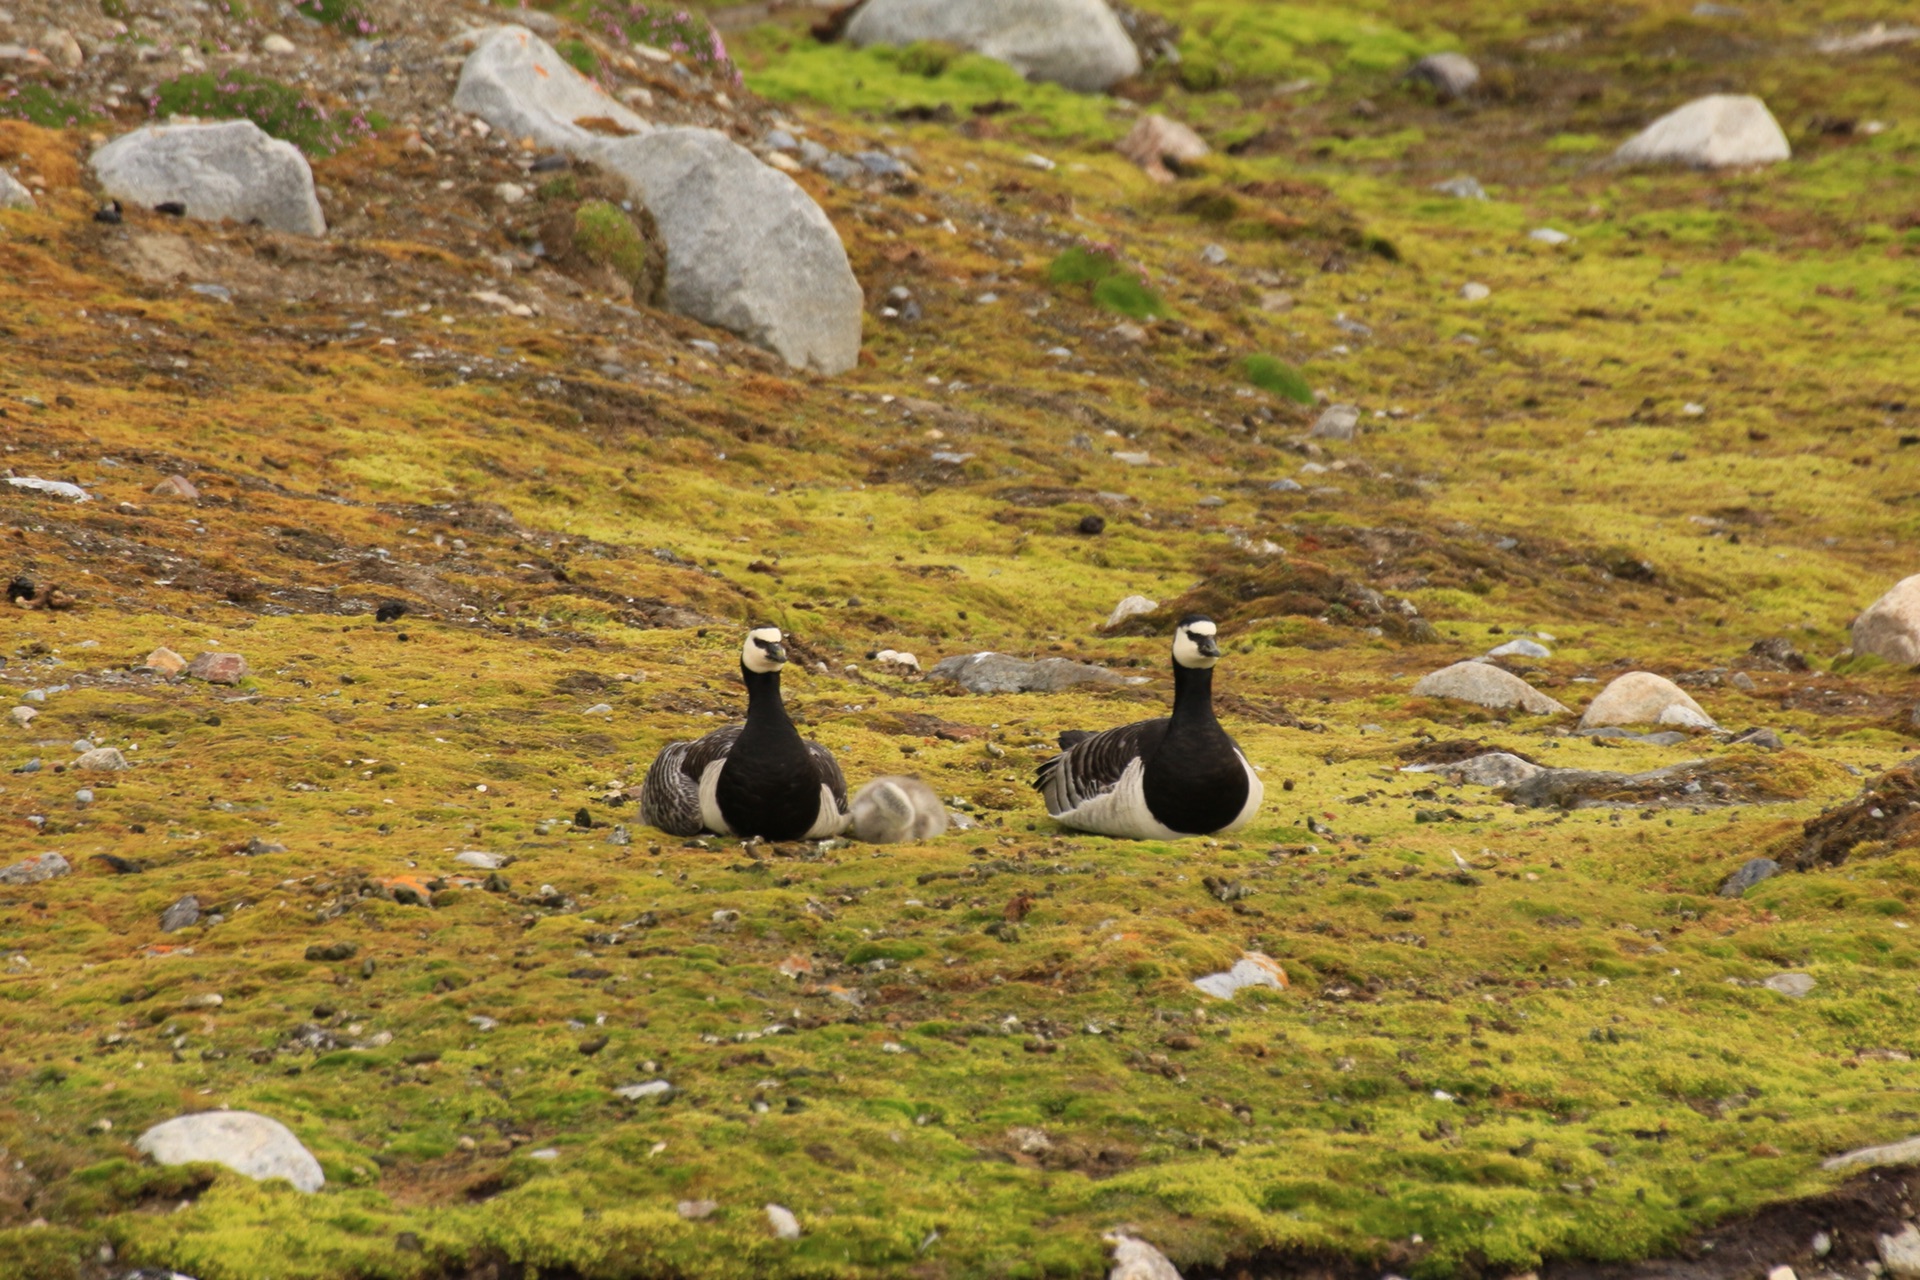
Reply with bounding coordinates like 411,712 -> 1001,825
1613,95 -> 1790,169
1578,672 -> 1715,729
0,168 -> 33,210
845,0 -> 1141,93
1853,574 -> 1920,665
594,128 -> 862,374
91,122 -> 325,236
135,1111 -> 325,1193
453,25 -> 650,154
1411,661 -> 1568,715
930,651 -> 1127,695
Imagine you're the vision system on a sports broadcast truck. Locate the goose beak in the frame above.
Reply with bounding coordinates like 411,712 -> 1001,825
1196,635 -> 1220,659
765,642 -> 788,665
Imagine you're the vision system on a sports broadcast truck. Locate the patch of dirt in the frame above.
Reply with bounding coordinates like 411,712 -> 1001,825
1399,739 -> 1544,766
1781,759 -> 1920,870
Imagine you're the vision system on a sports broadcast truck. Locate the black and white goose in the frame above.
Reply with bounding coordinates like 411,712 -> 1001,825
1034,616 -> 1262,839
639,627 -> 850,840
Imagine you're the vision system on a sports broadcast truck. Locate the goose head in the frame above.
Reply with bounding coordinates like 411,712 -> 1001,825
1172,615 -> 1220,669
741,625 -> 788,675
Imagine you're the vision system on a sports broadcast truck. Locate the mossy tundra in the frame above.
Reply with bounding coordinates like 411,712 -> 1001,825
2,0 -> 1920,1277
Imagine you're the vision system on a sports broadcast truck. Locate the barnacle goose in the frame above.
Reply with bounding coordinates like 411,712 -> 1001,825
1034,615 -> 1262,839
639,627 -> 850,840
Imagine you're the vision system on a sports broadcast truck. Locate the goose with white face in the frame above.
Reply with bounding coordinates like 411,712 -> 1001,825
742,626 -> 787,674
638,625 -> 849,841
1034,613 -> 1260,839
1171,617 -> 1220,669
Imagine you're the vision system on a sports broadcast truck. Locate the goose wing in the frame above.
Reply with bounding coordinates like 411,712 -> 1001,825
1035,718 -> 1168,816
804,739 -> 851,815
639,725 -> 742,836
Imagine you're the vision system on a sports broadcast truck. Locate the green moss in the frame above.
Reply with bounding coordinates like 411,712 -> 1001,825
153,71 -> 370,156
1243,354 -> 1315,403
555,37 -> 598,77
572,200 -> 652,291
1139,1 -> 1434,86
738,39 -> 1122,141
0,84 -> 96,128
1092,275 -> 1169,319
288,0 -> 371,33
1049,246 -> 1170,319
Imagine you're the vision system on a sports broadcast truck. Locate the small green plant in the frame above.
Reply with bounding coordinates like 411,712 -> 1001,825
555,37 -> 598,77
573,200 -> 652,290
536,174 -> 580,202
1048,244 -> 1169,319
1242,354 -> 1314,404
291,0 -> 372,34
897,40 -> 957,78
586,2 -> 737,84
152,71 -> 375,156
1091,274 -> 1168,320
0,84 -> 96,128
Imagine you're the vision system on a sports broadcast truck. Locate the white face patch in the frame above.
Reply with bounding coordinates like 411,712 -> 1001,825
742,627 -> 787,674
1172,621 -> 1220,670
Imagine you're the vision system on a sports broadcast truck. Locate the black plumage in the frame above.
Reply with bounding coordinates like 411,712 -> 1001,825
639,630 -> 849,841
1034,616 -> 1261,839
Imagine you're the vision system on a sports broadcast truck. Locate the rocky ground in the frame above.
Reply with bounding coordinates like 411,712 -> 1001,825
2,0 -> 1920,1277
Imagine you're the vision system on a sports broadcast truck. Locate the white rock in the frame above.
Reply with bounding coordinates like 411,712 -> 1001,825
1486,638 -> 1550,659
1117,114 -> 1206,182
1406,51 -> 1479,98
614,1080 -> 672,1102
1823,1134 -> 1920,1172
1853,574 -> 1920,665
1403,752 -> 1544,788
846,0 -> 1141,92
852,776 -> 950,843
1412,661 -> 1569,715
92,121 -> 325,237
594,128 -> 863,374
1459,281 -> 1490,301
454,851 -> 505,870
1529,227 -> 1571,245
1192,953 -> 1287,1000
1104,595 -> 1158,629
453,26 -> 651,154
1578,672 -> 1715,729
8,706 -> 35,727
765,1203 -> 802,1240
0,852 -> 70,885
1814,24 -> 1920,55
1881,1225 -> 1920,1280
261,33 -> 295,54
494,181 -> 527,204
7,476 -> 91,501
1768,1266 -> 1798,1280
0,168 -> 33,210
74,747 -> 131,771
135,1111 -> 324,1193
1106,1232 -> 1183,1280
40,25 -> 81,67
1763,972 -> 1815,998
1614,94 -> 1790,169
1309,404 -> 1360,441
873,649 -> 920,671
